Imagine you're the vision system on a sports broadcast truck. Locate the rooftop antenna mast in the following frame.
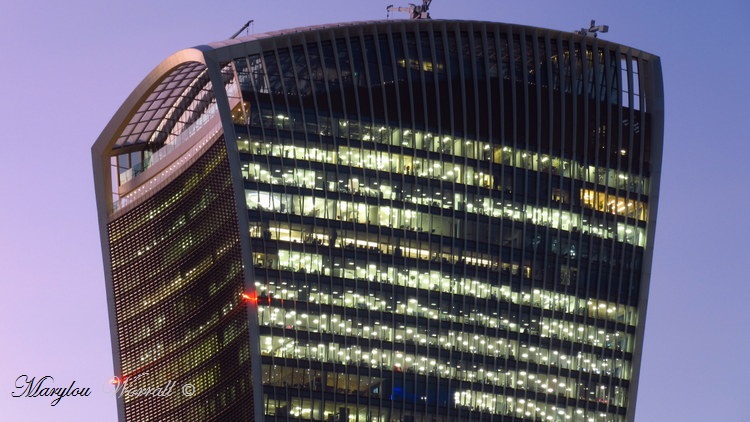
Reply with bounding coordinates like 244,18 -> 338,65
575,19 -> 609,37
230,20 -> 254,39
386,0 -> 432,19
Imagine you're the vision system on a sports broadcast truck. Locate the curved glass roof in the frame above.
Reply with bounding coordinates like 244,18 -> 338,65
112,61 -> 211,151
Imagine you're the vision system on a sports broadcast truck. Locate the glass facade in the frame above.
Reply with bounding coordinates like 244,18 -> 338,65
105,141 -> 255,421
93,20 -> 662,422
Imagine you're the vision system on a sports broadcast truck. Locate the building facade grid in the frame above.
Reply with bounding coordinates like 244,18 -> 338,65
93,19 -> 663,422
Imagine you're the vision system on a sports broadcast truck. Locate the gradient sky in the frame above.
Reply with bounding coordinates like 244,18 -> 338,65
1,1 -> 749,421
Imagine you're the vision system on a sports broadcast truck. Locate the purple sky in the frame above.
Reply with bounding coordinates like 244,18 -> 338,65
2,1 -> 748,420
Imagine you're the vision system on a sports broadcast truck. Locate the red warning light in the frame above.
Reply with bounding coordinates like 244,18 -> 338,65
241,292 -> 257,303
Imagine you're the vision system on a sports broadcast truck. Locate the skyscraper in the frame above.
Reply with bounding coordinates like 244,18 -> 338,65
93,19 -> 663,422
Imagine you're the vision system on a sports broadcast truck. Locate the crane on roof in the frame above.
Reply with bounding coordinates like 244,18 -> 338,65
575,19 -> 609,37
230,20 -> 254,39
387,0 -> 432,19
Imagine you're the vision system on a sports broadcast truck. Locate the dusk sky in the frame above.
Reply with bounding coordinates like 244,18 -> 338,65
2,1 -> 749,420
